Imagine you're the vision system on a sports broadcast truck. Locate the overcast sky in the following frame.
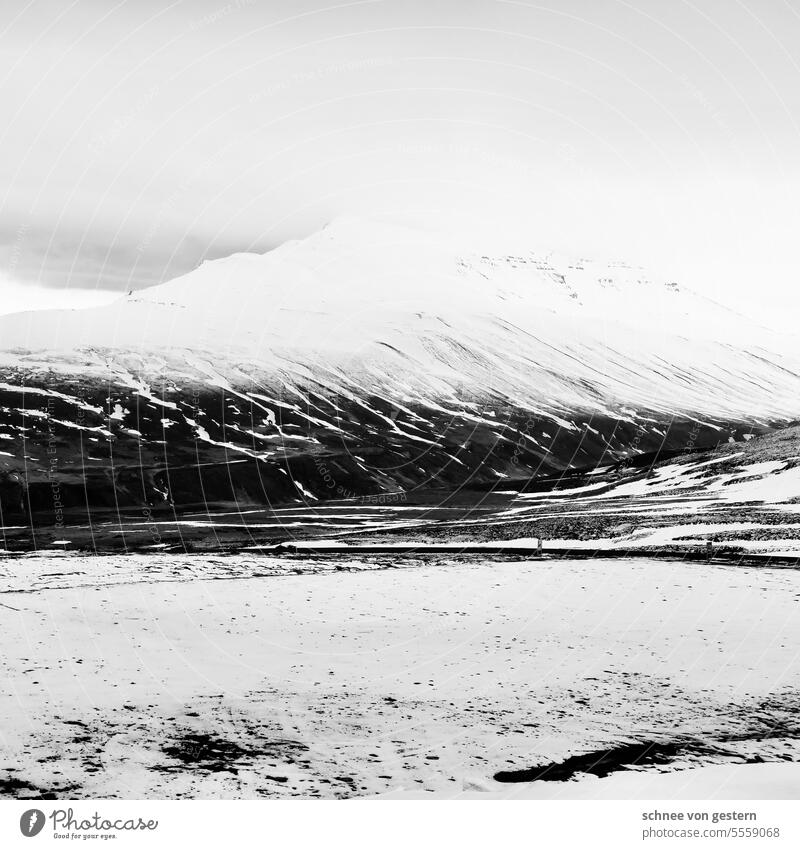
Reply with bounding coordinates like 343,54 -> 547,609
1,0 -> 798,326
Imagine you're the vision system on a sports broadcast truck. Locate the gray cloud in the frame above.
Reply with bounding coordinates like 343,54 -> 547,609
0,0 -> 798,319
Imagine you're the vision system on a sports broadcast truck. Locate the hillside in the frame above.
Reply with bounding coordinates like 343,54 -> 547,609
1,219 -> 798,524
325,425 -> 800,557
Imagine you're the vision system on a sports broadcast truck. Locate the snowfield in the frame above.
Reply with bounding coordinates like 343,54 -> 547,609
2,556 -> 799,799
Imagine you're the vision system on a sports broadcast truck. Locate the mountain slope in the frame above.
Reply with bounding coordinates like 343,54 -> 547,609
331,424 -> 800,558
1,218 -> 798,521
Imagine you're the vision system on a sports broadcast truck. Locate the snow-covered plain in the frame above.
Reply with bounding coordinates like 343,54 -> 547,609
381,763 -> 800,800
1,556 -> 798,799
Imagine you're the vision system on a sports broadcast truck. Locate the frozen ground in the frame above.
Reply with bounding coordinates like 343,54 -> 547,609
1,555 -> 799,799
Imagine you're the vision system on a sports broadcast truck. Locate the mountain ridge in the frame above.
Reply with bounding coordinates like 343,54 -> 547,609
1,219 -> 798,521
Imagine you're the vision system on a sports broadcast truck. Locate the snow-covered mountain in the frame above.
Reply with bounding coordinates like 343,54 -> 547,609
1,218 -> 798,518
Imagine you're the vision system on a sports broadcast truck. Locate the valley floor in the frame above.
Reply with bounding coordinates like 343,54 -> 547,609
1,556 -> 799,799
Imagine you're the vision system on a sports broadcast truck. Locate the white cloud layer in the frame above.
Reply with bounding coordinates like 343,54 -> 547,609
0,273 -> 120,317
